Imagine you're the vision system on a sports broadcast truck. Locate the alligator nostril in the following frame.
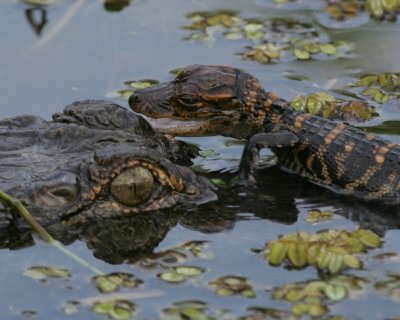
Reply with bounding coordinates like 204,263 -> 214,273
128,94 -> 142,107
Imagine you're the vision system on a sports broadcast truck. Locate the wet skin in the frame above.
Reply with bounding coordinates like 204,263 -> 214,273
129,65 -> 400,205
0,100 -> 216,227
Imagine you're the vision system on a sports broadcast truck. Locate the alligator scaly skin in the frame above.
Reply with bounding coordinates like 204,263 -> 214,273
129,65 -> 400,204
269,106 -> 400,202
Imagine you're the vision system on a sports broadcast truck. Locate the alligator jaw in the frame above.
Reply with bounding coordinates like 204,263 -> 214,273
137,113 -> 228,136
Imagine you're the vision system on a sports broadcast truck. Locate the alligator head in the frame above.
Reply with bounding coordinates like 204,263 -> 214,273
129,64 -> 279,139
0,100 -> 216,227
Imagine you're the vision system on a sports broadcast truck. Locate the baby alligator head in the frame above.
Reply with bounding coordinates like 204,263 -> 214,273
129,65 -> 277,139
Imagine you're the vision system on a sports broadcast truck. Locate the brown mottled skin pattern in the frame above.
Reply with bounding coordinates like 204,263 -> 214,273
129,65 -> 400,204
0,100 -> 215,227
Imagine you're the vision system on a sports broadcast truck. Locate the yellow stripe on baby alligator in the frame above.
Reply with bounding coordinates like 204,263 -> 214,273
324,123 -> 346,145
375,143 -> 395,164
344,141 -> 356,153
294,113 -> 312,130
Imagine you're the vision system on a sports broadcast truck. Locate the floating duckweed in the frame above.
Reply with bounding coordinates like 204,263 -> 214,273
352,72 -> 400,103
243,23 -> 265,40
290,92 -> 378,120
124,79 -> 160,89
199,148 -> 220,158
183,12 -> 352,64
159,271 -> 186,283
23,266 -> 70,280
261,228 -> 381,273
320,43 -> 337,55
323,0 -> 400,21
239,307 -> 291,319
175,266 -> 206,276
116,79 -> 159,100
161,300 -> 216,320
374,272 -> 400,301
305,210 -> 333,223
93,273 -> 143,293
138,240 -> 213,269
209,276 -> 256,298
182,240 -> 214,260
273,275 -> 368,317
293,48 -> 311,60
291,40 -> 352,60
92,300 -> 135,320
324,0 -> 361,20
158,266 -> 205,283
366,0 -> 400,19
241,43 -> 281,64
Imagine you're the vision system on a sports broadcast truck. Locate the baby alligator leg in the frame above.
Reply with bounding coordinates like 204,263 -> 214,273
239,131 -> 299,185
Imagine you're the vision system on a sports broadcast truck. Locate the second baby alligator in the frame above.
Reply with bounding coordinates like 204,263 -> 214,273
129,64 -> 400,205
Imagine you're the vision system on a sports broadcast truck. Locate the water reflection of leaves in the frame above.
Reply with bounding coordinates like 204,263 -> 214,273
209,275 -> 256,298
272,275 -> 369,318
374,272 -> 400,302
182,12 -> 353,64
161,300 -> 218,320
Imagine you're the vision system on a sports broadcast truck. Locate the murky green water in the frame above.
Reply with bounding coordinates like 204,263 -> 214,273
1,0 -> 400,319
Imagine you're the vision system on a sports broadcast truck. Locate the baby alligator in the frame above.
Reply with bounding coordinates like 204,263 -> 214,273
129,64 -> 400,205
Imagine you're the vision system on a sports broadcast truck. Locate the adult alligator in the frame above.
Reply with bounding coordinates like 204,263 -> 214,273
129,64 -> 400,205
0,100 -> 215,228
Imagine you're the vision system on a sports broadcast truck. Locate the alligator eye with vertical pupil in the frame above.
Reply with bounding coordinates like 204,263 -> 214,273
110,167 -> 154,207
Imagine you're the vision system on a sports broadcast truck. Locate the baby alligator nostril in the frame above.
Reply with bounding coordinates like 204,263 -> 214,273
128,94 -> 142,107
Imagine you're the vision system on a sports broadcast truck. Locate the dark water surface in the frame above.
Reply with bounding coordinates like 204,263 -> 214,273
1,0 -> 400,319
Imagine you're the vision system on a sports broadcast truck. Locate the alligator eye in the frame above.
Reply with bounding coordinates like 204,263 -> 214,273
110,167 -> 154,206
50,186 -> 78,203
177,97 -> 201,108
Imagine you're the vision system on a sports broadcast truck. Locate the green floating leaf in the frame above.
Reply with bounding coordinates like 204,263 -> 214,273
268,241 -> 288,265
209,276 -> 255,298
293,48 -> 311,60
366,0 -> 385,18
352,229 -> 381,248
261,228 -> 380,273
273,275 -> 367,318
161,300 -> 212,320
23,266 -> 70,280
116,89 -> 135,100
158,271 -> 186,283
175,266 -> 206,277
92,300 -> 135,320
241,43 -> 281,64
94,273 -> 143,293
243,23 -> 264,40
320,43 -> 337,55
305,210 -> 333,223
216,287 -> 234,296
199,148 -> 219,158
124,79 -> 159,89
210,178 -> 227,186
324,284 -> 347,301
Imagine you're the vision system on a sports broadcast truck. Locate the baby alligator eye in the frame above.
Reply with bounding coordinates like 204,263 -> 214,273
110,167 -> 154,206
